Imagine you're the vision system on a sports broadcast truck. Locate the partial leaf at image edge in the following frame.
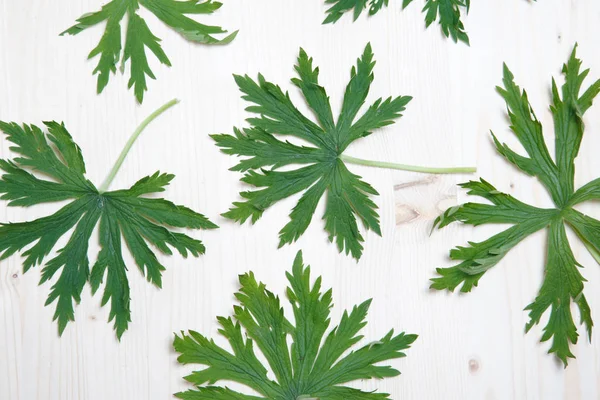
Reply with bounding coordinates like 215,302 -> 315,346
61,0 -> 238,103
174,250 -> 417,399
323,0 -> 471,44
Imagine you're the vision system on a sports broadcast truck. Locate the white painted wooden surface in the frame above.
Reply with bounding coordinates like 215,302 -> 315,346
1,0 -> 600,399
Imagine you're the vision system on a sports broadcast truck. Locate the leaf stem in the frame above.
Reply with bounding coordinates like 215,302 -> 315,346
340,155 -> 476,174
99,99 -> 180,193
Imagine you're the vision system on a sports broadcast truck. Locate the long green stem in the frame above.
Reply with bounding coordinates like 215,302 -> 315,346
99,99 -> 179,193
340,154 -> 476,174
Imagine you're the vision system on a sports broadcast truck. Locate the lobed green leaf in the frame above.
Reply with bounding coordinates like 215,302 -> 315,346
324,0 -> 470,44
432,45 -> 600,365
174,251 -> 416,398
62,0 -> 236,103
214,44 -> 410,259
0,121 -> 216,337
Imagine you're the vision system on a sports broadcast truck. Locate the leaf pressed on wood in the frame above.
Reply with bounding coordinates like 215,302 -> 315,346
431,45 -> 600,366
323,0 -> 471,44
0,108 -> 217,338
213,44 -> 422,260
62,0 -> 238,103
174,251 -> 417,399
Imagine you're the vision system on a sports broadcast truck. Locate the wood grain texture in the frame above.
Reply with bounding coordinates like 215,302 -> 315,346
1,0 -> 600,399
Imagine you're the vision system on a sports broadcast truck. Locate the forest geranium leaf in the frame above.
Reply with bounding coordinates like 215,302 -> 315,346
61,0 -> 238,103
431,45 -> 600,366
212,43 -> 474,260
0,100 -> 217,338
323,0 -> 471,44
174,251 -> 417,399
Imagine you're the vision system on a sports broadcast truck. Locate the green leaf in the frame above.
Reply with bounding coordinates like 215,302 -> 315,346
213,44 -> 439,260
565,208 -> 600,257
62,0 -> 237,103
323,0 -> 470,44
174,251 -> 416,399
432,45 -> 600,366
176,387 -> 265,400
0,110 -> 217,338
524,220 -> 591,366
570,177 -> 600,205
